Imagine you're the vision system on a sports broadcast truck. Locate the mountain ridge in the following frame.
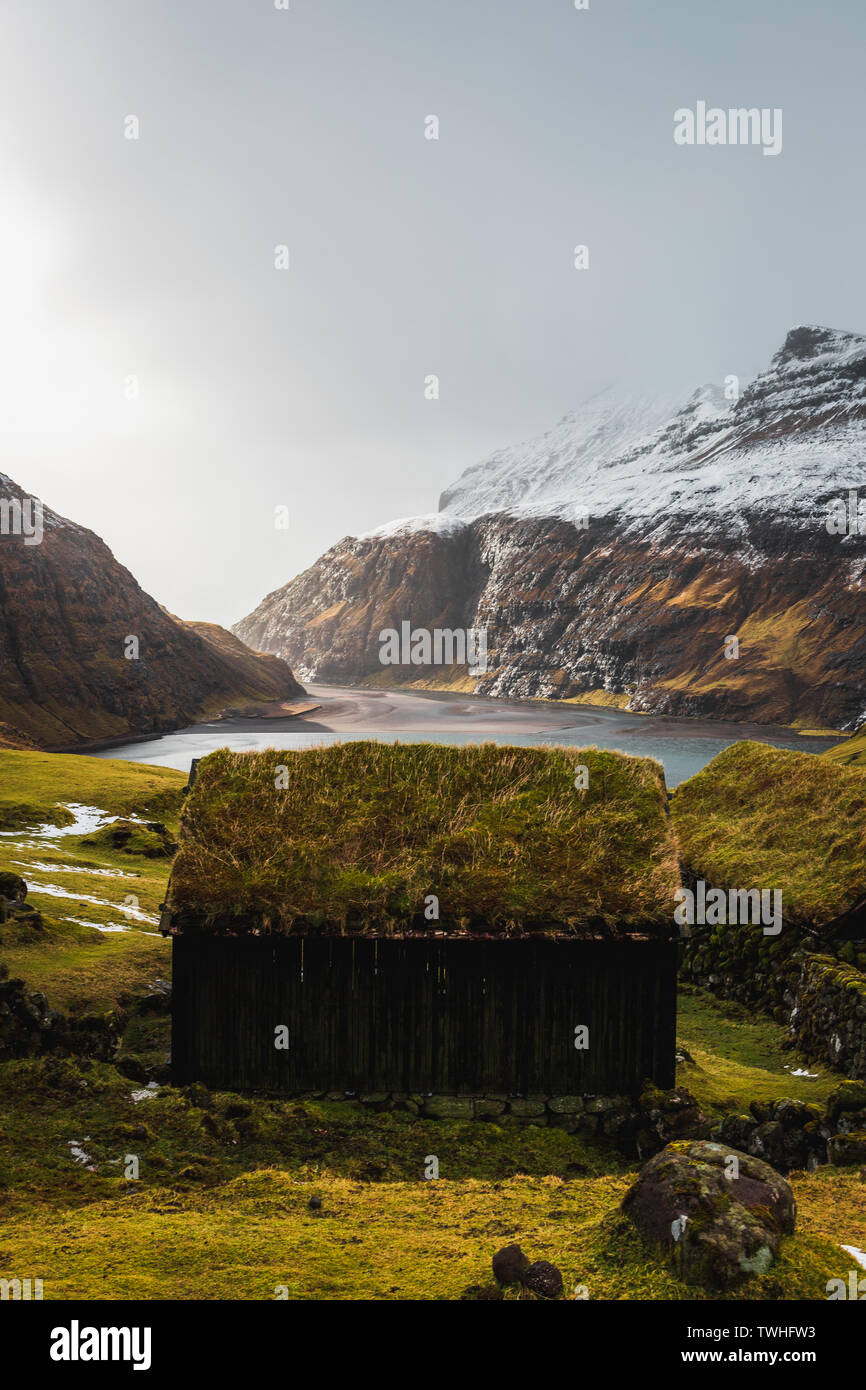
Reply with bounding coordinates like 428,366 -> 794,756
234,324 -> 866,732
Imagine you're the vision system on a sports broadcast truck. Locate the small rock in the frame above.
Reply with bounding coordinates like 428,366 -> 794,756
474,1099 -> 505,1121
308,1195 -> 322,1210
0,871 -> 27,902
492,1243 -> 530,1285
115,1053 -> 146,1083
716,1113 -> 758,1151
825,1081 -> 866,1128
523,1260 -> 564,1300
773,1098 -> 810,1129
547,1096 -> 584,1115
421,1096 -> 473,1120
507,1098 -> 547,1118
359,1093 -> 391,1109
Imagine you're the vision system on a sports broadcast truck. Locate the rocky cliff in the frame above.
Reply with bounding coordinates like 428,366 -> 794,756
236,326 -> 866,731
0,473 -> 304,748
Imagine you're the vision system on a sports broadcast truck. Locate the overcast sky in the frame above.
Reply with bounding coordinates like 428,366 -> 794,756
1,0 -> 864,626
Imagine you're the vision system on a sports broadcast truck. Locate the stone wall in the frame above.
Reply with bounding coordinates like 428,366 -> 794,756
680,923 -> 866,1080
794,955 -> 866,1079
0,963 -> 118,1061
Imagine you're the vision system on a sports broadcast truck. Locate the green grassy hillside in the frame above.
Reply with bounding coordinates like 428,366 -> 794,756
823,725 -> 866,768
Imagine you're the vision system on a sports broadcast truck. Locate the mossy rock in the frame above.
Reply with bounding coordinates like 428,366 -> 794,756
825,1081 -> 866,1127
81,819 -> 177,859
115,1053 -> 147,1082
622,1140 -> 795,1289
0,871 -> 27,902
827,1132 -> 866,1166
421,1096 -> 474,1120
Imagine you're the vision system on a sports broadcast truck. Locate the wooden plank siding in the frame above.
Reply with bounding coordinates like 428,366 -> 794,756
171,935 -> 677,1095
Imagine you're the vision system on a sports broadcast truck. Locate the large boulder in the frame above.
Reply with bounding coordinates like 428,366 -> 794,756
622,1140 -> 796,1289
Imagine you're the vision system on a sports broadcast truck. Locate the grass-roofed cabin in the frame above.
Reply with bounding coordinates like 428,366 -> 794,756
161,742 -> 680,1096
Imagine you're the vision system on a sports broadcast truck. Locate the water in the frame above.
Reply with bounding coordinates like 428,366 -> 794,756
88,684 -> 842,787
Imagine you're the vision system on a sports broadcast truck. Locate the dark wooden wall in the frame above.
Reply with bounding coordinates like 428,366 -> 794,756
171,935 -> 677,1095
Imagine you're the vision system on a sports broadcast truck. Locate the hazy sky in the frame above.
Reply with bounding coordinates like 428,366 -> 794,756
1,0 -> 864,626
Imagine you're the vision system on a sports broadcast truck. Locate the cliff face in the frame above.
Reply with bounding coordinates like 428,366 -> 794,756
235,326 -> 866,730
0,474 -> 303,749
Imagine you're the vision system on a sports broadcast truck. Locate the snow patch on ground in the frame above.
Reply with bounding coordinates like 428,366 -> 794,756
24,881 -> 158,924
68,1139 -> 96,1171
65,918 -> 134,933
0,803 -> 151,841
12,859 -> 134,879
130,1083 -> 160,1103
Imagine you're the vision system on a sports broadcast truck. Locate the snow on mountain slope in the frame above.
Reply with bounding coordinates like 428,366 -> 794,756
436,388 -> 688,522
425,325 -> 866,538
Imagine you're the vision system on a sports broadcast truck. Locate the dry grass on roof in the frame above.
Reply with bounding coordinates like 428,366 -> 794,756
165,741 -> 680,937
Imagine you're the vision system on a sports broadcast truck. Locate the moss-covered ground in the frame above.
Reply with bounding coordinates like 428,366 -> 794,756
1,750 -> 863,1301
1,1055 -> 861,1301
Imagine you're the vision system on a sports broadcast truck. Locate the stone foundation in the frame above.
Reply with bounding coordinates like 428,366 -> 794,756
296,1080 -> 866,1174
291,1083 -> 710,1160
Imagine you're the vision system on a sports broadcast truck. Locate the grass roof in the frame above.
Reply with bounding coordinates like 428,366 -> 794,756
670,741 -> 866,930
164,741 -> 680,937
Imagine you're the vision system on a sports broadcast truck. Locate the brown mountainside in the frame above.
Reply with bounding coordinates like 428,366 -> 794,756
0,473 -> 303,749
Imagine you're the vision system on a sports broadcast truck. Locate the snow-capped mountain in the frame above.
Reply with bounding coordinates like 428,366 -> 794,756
235,326 -> 866,730
392,324 -> 866,538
